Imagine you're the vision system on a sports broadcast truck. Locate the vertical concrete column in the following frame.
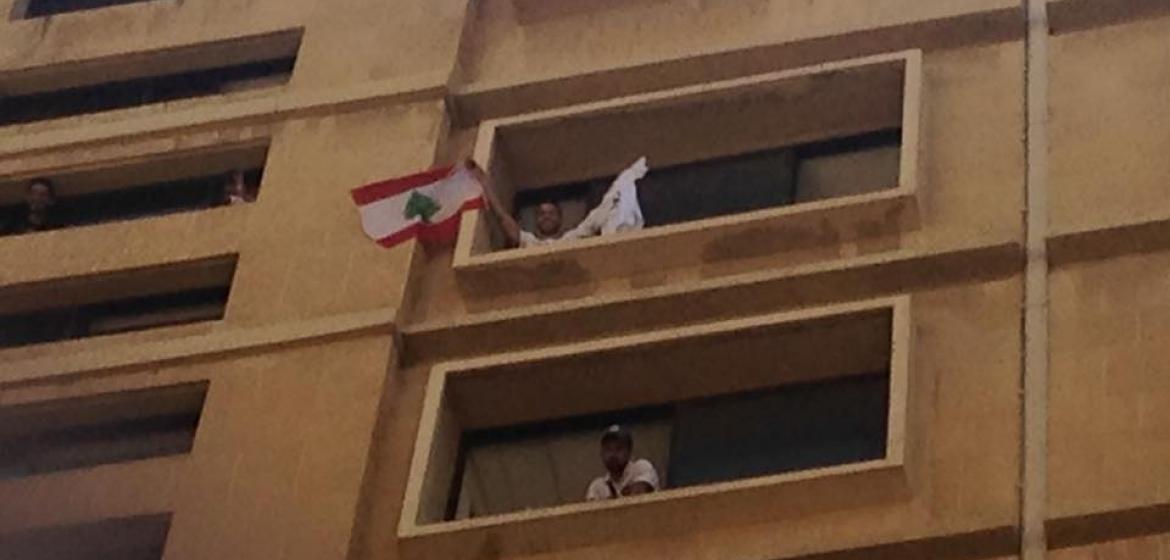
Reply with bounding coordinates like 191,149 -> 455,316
1022,0 -> 1050,558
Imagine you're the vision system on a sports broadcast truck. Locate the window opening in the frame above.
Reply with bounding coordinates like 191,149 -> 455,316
0,383 -> 207,479
0,256 -> 237,348
449,373 -> 888,520
510,129 -> 901,242
16,0 -> 156,19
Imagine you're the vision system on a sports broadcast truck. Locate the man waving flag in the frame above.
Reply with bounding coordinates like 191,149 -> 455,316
351,163 -> 484,248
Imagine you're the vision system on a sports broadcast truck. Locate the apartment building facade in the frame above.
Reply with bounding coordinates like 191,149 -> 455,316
1,1 -> 1168,559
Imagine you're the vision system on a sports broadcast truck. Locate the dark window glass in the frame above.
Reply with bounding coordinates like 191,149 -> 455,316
0,513 -> 171,560
0,383 -> 206,479
668,374 -> 888,487
514,129 -> 901,231
451,373 -> 889,520
0,57 -> 294,126
21,0 -> 155,18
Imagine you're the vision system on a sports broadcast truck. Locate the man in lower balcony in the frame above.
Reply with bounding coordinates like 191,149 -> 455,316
467,157 -> 648,249
4,178 -> 62,235
585,424 -> 661,501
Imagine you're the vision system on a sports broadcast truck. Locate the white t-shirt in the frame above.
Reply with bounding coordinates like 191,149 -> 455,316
585,458 -> 660,501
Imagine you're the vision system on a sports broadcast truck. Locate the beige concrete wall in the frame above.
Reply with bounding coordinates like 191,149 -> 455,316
1049,251 -> 1170,518
3,0 -> 1170,559
407,39 -> 1025,322
1047,13 -> 1170,529
0,333 -> 393,560
360,276 -> 1022,560
1049,15 -> 1170,237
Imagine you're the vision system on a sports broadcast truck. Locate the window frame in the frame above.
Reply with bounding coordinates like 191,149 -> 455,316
454,50 -> 923,299
398,296 -> 914,558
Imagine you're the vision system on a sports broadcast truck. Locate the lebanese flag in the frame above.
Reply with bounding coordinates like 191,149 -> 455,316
351,164 -> 484,248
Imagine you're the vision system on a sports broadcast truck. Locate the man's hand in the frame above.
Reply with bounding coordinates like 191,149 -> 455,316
465,158 -> 523,248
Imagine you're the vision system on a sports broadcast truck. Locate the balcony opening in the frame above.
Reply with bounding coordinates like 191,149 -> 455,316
468,52 -> 918,257
0,513 -> 171,560
0,141 -> 267,236
13,0 -> 157,19
450,374 -> 888,520
0,382 -> 206,479
0,255 -> 237,349
405,299 -> 909,532
511,129 -> 900,235
0,29 -> 302,126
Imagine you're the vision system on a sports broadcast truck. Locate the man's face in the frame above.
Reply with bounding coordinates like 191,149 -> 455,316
26,182 -> 55,212
600,439 -> 631,475
535,202 -> 562,236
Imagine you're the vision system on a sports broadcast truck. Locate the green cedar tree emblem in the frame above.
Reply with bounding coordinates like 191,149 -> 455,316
404,191 -> 442,223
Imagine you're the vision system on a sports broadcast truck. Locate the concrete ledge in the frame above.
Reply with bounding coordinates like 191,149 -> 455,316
0,306 -> 397,388
402,240 -> 1022,364
1048,503 -> 1170,550
0,206 -> 248,290
1049,215 -> 1170,267
1049,0 -> 1170,35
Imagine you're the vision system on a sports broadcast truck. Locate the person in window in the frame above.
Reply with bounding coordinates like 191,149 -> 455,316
222,170 -> 254,206
6,178 -> 62,234
467,157 -> 648,249
585,424 -> 660,501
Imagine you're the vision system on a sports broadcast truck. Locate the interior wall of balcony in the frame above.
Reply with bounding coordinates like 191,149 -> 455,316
404,40 -> 1024,323
1048,14 -> 1170,237
0,332 -> 394,560
356,275 -> 1021,560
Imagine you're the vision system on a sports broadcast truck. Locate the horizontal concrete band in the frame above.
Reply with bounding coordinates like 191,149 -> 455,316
0,306 -> 397,389
789,526 -> 1019,560
402,240 -> 1026,364
1048,0 -> 1170,35
1048,503 -> 1170,550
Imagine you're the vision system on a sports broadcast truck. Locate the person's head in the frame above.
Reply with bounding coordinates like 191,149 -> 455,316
534,201 -> 562,237
600,424 -> 633,477
26,178 -> 56,213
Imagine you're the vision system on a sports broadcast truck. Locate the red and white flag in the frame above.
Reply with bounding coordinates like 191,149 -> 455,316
351,164 -> 484,248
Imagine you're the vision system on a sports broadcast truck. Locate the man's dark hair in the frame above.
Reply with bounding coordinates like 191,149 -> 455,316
601,424 -> 633,448
27,177 -> 56,197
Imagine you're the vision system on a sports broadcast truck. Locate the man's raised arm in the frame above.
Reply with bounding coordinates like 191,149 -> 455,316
465,159 -> 523,247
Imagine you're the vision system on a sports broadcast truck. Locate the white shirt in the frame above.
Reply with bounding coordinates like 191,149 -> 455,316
585,458 -> 660,501
519,157 -> 647,249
